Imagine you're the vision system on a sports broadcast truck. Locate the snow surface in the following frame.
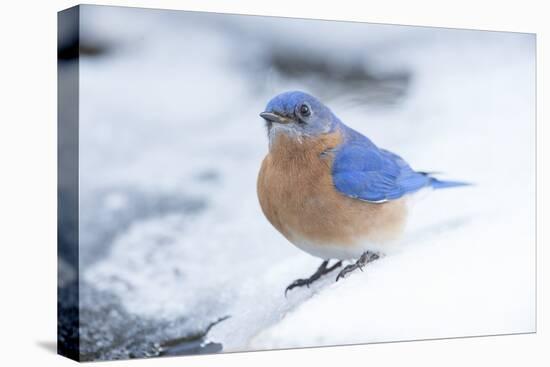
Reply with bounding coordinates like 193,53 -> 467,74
76,5 -> 535,357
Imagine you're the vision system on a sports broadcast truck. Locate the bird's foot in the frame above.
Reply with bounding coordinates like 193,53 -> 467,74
336,251 -> 380,282
285,260 -> 342,296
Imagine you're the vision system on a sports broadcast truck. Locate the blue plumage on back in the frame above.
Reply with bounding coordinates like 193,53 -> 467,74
332,125 -> 468,202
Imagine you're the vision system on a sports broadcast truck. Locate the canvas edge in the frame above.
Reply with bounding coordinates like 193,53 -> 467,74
57,4 -> 81,362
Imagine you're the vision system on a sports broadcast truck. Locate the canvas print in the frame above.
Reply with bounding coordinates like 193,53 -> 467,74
57,4 -> 536,362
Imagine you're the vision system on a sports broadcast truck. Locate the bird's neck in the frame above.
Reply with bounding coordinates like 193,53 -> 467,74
268,130 -> 343,166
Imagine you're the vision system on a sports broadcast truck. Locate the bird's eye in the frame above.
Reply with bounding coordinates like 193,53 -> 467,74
299,104 -> 311,117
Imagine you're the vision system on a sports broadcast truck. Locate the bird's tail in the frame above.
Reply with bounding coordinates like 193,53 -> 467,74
429,177 -> 471,190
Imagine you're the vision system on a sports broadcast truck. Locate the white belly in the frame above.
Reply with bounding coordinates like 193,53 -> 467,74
289,231 -> 401,260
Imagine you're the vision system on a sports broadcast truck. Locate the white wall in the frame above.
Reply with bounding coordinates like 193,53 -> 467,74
0,0 -> 547,366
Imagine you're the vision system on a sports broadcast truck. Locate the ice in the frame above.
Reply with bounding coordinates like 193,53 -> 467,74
74,5 -> 535,359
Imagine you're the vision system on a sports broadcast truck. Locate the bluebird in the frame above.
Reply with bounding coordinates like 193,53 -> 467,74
257,91 -> 468,294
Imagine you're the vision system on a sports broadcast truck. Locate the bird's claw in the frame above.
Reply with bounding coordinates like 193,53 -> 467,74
285,252 -> 379,293
335,251 -> 380,281
285,278 -> 311,296
336,264 -> 357,281
285,260 -> 343,296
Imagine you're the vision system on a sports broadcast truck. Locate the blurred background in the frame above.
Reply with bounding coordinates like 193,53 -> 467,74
58,5 -> 535,361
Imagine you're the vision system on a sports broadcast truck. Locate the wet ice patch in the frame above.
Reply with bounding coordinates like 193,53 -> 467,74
80,187 -> 206,267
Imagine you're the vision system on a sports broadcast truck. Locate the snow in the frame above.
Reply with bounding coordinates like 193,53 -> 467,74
75,5 -> 535,358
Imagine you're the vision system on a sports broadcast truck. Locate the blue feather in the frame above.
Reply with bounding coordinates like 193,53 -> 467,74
332,124 -> 468,202
429,178 -> 471,189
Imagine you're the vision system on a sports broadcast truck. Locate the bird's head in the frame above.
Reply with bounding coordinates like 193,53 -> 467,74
260,91 -> 337,143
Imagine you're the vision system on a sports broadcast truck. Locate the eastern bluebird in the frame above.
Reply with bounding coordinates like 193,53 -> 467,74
257,91 -> 468,294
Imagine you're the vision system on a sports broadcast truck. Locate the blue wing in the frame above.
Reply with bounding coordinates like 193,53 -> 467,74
330,125 -> 469,202
332,141 -> 431,202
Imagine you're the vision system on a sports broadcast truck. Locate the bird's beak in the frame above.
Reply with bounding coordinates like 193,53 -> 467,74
260,112 -> 291,124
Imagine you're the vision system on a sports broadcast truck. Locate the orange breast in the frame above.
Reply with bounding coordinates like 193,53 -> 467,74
257,130 -> 408,251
